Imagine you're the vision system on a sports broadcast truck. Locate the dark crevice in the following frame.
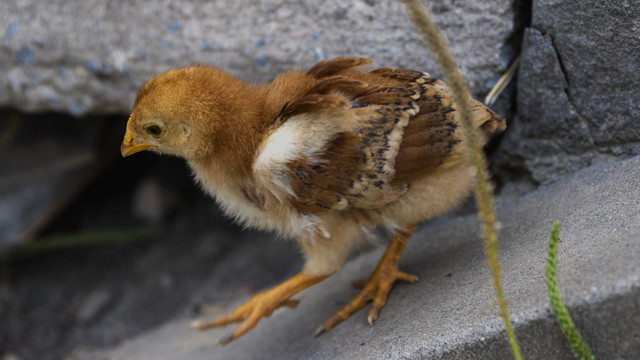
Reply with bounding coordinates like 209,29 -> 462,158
507,0 -> 532,58
503,0 -> 532,113
489,0 -> 533,190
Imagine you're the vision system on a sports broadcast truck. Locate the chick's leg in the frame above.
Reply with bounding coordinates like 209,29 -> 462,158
315,223 -> 418,335
191,270 -> 329,345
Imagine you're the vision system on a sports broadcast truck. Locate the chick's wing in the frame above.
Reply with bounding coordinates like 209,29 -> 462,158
254,58 -> 476,213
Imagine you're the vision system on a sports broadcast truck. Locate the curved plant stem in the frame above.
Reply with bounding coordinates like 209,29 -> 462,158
546,222 -> 595,360
400,1 -> 522,359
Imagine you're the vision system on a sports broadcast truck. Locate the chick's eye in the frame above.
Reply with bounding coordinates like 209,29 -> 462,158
145,125 -> 164,138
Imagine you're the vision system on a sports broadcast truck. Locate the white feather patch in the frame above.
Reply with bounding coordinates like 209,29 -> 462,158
253,113 -> 342,201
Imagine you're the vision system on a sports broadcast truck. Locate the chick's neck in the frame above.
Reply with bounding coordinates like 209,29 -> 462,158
188,71 -> 317,184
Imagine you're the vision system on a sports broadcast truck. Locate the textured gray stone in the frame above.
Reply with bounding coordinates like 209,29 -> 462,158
76,156 -> 640,359
0,0 -> 514,115
497,0 -> 640,184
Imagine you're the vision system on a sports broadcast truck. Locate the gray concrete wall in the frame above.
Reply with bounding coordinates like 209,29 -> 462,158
0,0 -> 514,115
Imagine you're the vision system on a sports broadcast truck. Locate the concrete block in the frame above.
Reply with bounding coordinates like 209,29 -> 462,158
496,1 -> 640,184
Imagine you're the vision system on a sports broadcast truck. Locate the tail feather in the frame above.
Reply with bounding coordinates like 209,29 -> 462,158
470,98 -> 506,139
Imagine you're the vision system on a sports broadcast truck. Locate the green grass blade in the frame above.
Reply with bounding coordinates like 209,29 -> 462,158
1,228 -> 156,261
546,222 -> 595,360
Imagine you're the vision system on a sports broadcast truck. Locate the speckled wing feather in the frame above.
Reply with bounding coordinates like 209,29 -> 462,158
285,96 -> 419,212
394,77 -> 505,183
265,57 -> 504,213
392,78 -> 463,183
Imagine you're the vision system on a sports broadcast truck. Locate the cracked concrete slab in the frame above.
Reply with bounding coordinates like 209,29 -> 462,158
497,28 -> 596,184
496,0 -> 640,184
73,156 -> 640,359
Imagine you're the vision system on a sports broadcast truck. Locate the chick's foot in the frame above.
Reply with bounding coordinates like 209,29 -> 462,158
191,270 -> 329,345
315,224 -> 418,335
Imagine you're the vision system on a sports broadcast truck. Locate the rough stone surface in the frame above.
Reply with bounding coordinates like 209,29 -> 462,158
75,156 -> 640,359
496,0 -> 640,184
0,0 -> 514,115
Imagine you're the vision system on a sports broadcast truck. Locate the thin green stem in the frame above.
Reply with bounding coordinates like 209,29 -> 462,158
1,228 -> 155,262
546,222 -> 595,360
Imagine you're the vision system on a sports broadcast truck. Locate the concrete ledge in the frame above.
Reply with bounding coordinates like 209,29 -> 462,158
84,156 -> 640,359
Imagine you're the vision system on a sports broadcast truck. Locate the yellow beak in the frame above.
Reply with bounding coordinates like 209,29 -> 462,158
121,116 -> 152,157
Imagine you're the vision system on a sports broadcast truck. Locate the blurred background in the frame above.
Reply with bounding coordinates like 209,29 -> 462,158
1,1 -> 637,359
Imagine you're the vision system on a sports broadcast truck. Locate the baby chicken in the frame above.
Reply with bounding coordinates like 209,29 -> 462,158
121,57 -> 505,344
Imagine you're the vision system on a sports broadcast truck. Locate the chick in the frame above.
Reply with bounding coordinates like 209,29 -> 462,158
121,57 -> 505,344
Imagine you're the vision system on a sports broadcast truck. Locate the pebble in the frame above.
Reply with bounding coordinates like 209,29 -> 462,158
132,178 -> 177,223
77,289 -> 113,323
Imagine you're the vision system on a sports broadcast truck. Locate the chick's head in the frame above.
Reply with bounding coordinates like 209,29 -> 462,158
121,66 -> 252,160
